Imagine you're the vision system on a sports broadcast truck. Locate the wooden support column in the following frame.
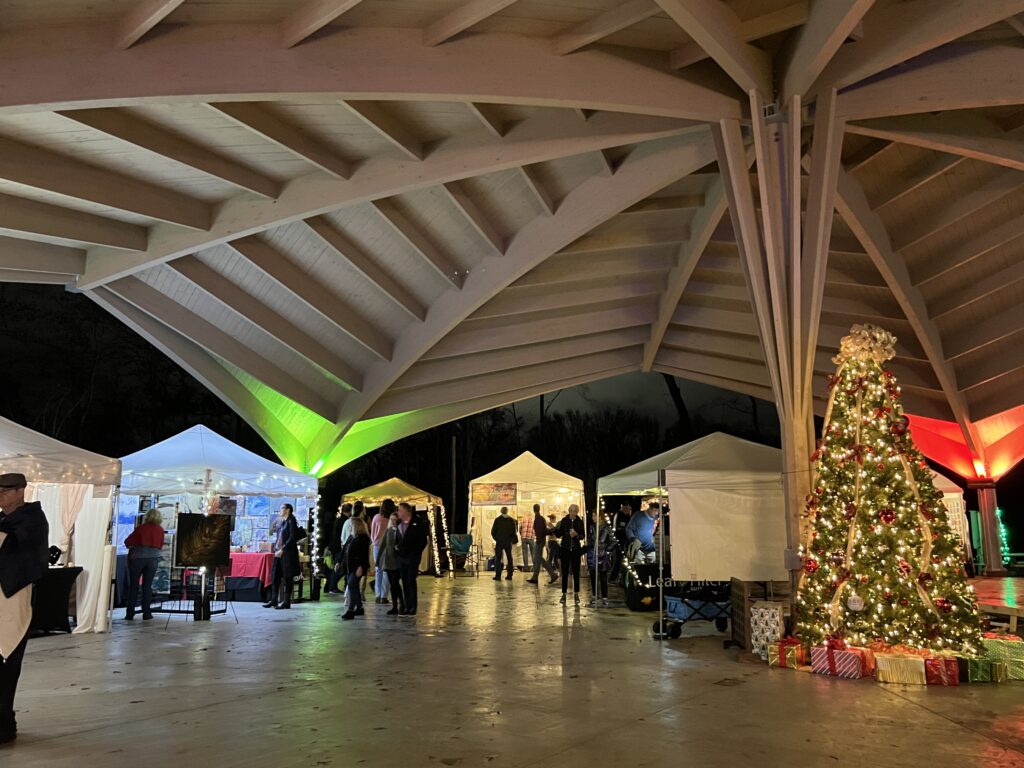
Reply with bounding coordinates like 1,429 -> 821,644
971,483 -> 1008,576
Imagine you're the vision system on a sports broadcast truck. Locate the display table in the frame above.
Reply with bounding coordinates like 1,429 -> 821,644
31,566 -> 83,634
228,552 -> 275,586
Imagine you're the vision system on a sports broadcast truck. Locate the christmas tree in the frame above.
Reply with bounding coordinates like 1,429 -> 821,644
796,324 -> 983,655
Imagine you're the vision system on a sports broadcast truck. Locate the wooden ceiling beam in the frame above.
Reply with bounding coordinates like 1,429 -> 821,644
77,110 -> 690,289
643,178 -> 728,370
0,193 -> 147,251
393,327 -> 648,391
669,0 -> 808,70
780,0 -> 874,100
0,235 -> 86,275
372,199 -> 462,289
653,363 -> 779,404
516,165 -> 556,216
931,258 -> 1024,320
916,210 -> 1024,287
560,223 -> 691,256
339,101 -> 424,161
464,103 -> 506,139
169,255 -> 364,390
957,339 -> 1024,392
86,287 -> 307,465
471,277 -> 661,320
552,0 -> 660,56
210,102 -> 352,179
655,0 -> 772,94
280,0 -> 366,48
304,215 -> 427,322
0,136 -> 210,230
849,113 -> 1024,172
0,269 -> 73,285
945,309 -> 1022,360
230,235 -> 394,361
439,182 -> 505,256
814,0 -> 1024,97
870,154 -> 963,212
61,108 -> 282,198
114,0 -> 183,50
106,275 -> 338,420
423,0 -> 520,47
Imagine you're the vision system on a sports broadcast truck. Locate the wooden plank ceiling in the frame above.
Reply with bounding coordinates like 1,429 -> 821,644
1,0 -> 1023,472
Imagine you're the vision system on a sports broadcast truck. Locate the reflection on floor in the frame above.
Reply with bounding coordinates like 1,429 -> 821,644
9,576 -> 1024,767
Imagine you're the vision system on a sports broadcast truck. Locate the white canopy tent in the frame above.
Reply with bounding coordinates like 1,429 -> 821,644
121,425 -> 317,498
598,432 -> 788,582
0,415 -> 121,634
469,452 -> 583,562
931,469 -> 970,558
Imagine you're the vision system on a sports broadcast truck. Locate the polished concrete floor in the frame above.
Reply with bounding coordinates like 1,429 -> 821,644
7,576 -> 1024,768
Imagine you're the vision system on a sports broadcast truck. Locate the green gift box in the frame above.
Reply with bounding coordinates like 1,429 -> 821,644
992,661 -> 1009,683
955,657 -> 992,683
982,638 -> 1024,681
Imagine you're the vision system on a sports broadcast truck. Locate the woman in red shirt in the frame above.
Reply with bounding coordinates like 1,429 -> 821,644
124,509 -> 165,620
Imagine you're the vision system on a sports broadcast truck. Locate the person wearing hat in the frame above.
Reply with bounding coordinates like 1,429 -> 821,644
0,473 -> 49,745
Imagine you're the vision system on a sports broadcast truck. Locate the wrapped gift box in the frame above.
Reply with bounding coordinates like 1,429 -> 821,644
956,656 -> 992,683
924,657 -> 959,686
876,653 -> 927,685
982,637 -> 1024,680
749,601 -> 785,659
768,639 -> 808,669
992,661 -> 1009,683
811,644 -> 873,679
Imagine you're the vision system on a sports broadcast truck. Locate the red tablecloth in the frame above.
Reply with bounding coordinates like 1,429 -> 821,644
228,553 -> 276,587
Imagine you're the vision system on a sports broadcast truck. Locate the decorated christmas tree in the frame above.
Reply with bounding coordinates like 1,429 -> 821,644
796,324 -> 983,655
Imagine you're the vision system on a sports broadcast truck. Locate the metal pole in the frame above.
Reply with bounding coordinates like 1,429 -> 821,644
594,495 -> 600,608
658,493 -> 666,638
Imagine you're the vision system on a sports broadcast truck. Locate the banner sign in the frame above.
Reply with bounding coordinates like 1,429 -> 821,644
471,482 -> 517,505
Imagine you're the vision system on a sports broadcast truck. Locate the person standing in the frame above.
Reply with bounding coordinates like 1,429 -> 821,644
326,503 -> 351,594
124,508 -> 165,620
0,473 -> 49,745
490,506 -> 517,581
395,503 -> 427,616
526,504 -> 556,584
376,511 -> 403,615
545,513 -> 561,578
555,504 -> 585,606
586,510 -> 613,607
518,509 -> 534,572
264,503 -> 299,610
371,500 -> 393,604
342,518 -> 371,621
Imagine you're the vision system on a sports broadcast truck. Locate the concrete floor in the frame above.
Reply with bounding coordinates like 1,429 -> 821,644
6,577 -> 1024,768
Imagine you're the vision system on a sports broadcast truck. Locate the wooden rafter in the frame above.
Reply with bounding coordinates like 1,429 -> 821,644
552,0 -> 660,56
106,275 -> 338,420
423,0 -> 519,47
655,0 -> 772,93
464,103 -> 506,139
372,199 -> 462,288
168,255 -> 364,390
339,101 -> 424,162
280,0 -> 366,48
230,235 -> 394,361
670,1 -> 809,70
780,0 -> 875,100
114,0 -> 183,49
0,192 -> 147,251
516,165 -> 556,216
0,236 -> 85,275
439,182 -> 505,256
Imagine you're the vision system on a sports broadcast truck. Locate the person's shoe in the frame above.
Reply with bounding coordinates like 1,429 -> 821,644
505,574 -> 513,580
0,730 -> 16,745
142,614 -> 153,621
275,602 -> 291,610
492,575 -> 501,581
548,576 -> 559,585
381,598 -> 390,605
124,613 -> 134,621
602,598 -> 610,607
526,578 -> 538,584
354,607 -> 365,616
262,601 -> 276,608
574,593 -> 580,605
559,594 -> 566,605
341,611 -> 355,620
387,607 -> 399,615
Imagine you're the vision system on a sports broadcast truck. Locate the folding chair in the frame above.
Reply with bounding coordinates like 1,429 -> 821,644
448,534 -> 480,577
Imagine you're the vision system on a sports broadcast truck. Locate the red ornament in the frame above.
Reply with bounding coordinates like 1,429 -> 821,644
898,559 -> 912,575
860,575 -> 869,585
879,508 -> 896,524
803,558 -> 820,574
890,414 -> 910,436
873,406 -> 892,419
868,524 -> 876,533
917,572 -> 934,587
844,502 -> 858,520
934,598 -> 953,614
899,598 -> 909,607
875,462 -> 886,472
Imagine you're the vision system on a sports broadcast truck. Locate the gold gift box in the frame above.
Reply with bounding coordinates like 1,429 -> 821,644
768,642 -> 808,669
875,653 -> 927,685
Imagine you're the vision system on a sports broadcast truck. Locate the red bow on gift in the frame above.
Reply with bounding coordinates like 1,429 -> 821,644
825,634 -> 848,651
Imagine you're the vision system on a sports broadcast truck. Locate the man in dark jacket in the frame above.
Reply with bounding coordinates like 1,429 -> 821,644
395,502 -> 427,616
0,472 -> 49,744
264,503 -> 299,610
490,506 -> 517,581
526,504 -> 557,584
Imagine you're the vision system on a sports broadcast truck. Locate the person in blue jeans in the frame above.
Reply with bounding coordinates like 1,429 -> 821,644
342,517 -> 371,621
124,508 -> 165,620
490,506 -> 517,581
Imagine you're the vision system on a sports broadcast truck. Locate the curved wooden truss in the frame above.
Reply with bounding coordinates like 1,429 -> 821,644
1,0 -> 1022,503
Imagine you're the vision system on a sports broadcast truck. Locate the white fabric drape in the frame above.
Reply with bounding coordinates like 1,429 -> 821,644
26,483 -> 62,549
58,484 -> 89,564
73,495 -> 115,634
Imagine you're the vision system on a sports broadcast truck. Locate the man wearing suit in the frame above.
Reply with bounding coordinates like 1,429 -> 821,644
490,506 -> 518,581
264,503 -> 299,610
0,472 -> 49,745
395,502 -> 427,616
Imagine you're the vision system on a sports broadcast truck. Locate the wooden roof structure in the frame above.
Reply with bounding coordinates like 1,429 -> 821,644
2,0 -> 1023,477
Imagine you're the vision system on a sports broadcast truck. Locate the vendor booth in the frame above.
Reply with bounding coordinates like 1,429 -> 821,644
118,425 -> 318,606
598,432 -> 788,583
342,478 -> 448,575
469,451 -> 583,566
0,415 -> 121,634
931,469 -> 971,562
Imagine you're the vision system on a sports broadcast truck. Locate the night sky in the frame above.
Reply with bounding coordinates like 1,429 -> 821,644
1,282 -> 1020,549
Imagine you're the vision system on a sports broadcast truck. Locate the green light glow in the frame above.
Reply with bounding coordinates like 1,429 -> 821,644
996,507 -> 1011,565
311,410 -> 422,478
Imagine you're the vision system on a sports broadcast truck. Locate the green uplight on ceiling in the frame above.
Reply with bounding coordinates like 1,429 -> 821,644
309,410 -> 421,478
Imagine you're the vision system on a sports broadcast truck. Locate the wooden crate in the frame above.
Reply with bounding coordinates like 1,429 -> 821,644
730,578 -> 792,651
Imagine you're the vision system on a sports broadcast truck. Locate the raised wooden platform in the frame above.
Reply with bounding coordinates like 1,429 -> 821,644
972,577 -> 1023,635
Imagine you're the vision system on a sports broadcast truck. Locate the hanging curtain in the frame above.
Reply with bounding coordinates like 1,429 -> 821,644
73,491 -> 115,634
26,483 -> 63,549
57,484 -> 90,564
